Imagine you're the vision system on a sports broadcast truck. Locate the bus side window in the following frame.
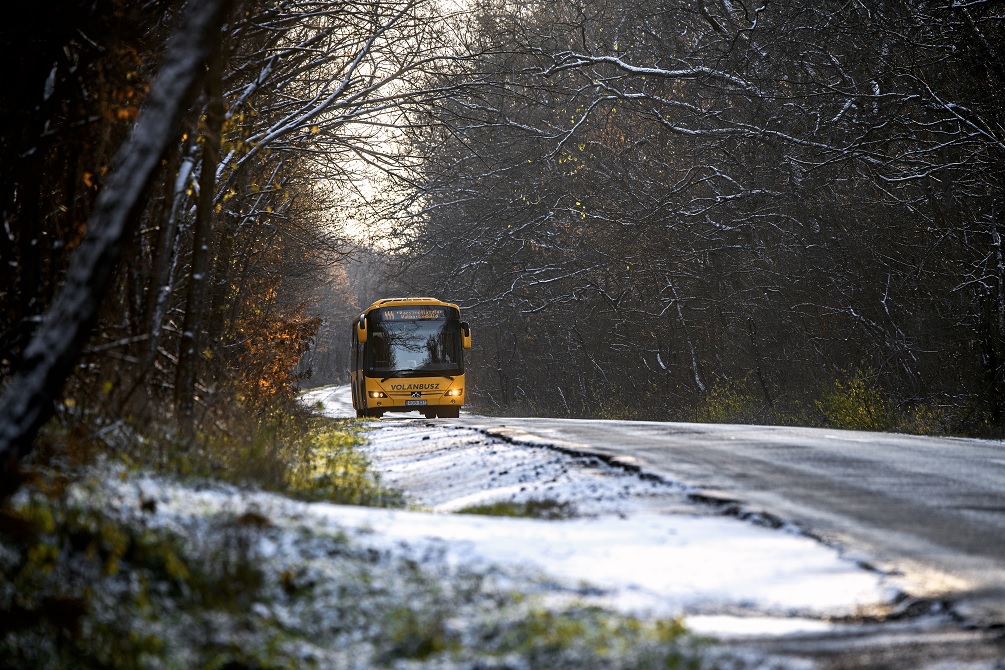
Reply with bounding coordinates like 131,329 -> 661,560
371,332 -> 390,367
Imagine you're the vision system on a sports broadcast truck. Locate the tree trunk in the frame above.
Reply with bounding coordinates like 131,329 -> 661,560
0,0 -> 233,500
175,38 -> 226,427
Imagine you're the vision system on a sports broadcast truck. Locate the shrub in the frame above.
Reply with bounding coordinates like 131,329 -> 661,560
815,368 -> 895,431
690,378 -> 763,424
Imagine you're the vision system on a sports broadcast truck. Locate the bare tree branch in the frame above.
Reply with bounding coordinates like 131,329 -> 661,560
0,0 -> 233,497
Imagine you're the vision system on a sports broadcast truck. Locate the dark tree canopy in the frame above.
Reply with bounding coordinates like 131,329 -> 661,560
385,0 -> 1005,434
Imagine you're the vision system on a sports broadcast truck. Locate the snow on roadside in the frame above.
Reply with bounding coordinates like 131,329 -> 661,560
360,420 -> 691,517
300,386 -> 901,630
1,386 -> 932,667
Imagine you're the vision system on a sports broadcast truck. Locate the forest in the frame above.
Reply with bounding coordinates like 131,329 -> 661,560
401,0 -> 1005,434
2,0 -> 1005,486
311,0 -> 1005,435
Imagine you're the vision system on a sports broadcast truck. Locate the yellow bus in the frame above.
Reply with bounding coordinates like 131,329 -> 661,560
350,297 -> 471,418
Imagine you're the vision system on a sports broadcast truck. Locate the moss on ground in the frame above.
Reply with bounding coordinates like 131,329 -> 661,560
456,498 -> 575,519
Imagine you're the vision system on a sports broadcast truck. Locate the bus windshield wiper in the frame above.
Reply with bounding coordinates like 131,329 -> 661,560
381,369 -> 455,382
381,369 -> 416,382
423,372 -> 456,381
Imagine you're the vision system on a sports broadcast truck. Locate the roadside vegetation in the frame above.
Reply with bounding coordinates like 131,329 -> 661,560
688,368 -> 963,436
1,396 -> 710,669
457,498 -> 576,520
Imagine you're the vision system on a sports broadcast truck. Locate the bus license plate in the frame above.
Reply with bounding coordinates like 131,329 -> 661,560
406,400 -> 427,406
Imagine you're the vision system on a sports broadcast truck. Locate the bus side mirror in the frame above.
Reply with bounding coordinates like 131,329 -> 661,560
356,315 -> 368,344
461,321 -> 472,349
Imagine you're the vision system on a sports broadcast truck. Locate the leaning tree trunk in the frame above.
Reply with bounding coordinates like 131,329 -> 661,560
0,0 -> 234,500
175,37 -> 226,428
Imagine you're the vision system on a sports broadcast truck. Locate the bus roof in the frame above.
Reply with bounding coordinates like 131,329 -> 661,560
362,297 -> 461,313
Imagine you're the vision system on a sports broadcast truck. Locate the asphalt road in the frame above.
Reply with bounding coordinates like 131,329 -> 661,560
456,415 -> 1005,626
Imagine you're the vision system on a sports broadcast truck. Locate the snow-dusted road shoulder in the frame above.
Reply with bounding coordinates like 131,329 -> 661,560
301,386 -> 903,635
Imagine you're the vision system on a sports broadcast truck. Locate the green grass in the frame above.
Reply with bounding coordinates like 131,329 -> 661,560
456,498 -> 575,519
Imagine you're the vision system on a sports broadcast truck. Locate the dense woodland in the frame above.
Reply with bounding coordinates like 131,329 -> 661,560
388,0 -> 1005,434
1,0 -> 1004,476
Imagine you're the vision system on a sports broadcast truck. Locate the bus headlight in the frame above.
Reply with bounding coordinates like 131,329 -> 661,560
368,391 -> 387,398
444,389 -> 463,397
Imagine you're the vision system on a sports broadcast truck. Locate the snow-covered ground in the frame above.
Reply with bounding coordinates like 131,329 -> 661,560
300,386 -> 903,637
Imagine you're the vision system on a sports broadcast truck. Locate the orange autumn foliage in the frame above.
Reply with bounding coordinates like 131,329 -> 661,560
229,282 -> 320,408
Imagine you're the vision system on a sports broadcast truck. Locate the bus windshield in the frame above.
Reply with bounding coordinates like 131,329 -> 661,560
364,306 -> 463,376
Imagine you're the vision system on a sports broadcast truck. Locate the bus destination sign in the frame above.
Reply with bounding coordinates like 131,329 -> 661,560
378,307 -> 450,321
